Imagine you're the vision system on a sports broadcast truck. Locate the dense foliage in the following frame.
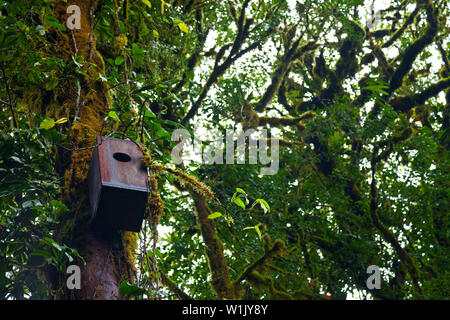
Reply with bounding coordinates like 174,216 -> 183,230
0,0 -> 449,299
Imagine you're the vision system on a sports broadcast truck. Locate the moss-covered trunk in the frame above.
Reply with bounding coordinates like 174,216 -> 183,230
33,0 -> 137,299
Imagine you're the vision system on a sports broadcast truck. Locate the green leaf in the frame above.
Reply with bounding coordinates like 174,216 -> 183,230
363,85 -> 389,95
151,122 -> 170,139
233,197 -> 246,210
231,188 -> 248,208
31,249 -> 52,259
151,289 -> 168,298
141,0 -> 152,9
44,16 -> 66,31
231,188 -> 246,201
144,108 -> 156,119
132,43 -> 145,55
158,119 -> 185,128
208,212 -> 222,219
243,225 -> 262,240
40,237 -> 63,251
178,22 -> 189,33
55,117 -> 68,125
255,225 -> 262,240
39,118 -> 55,130
22,200 -> 40,209
108,111 -> 119,119
115,56 -> 124,65
153,30 -> 159,39
251,199 -> 270,214
70,248 -> 86,265
119,281 -> 146,296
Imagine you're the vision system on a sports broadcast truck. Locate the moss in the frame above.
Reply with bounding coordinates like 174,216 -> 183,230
232,282 -> 245,299
233,235 -> 289,299
114,34 -> 128,54
57,217 -> 76,242
254,61 -> 289,113
150,163 -> 218,204
247,270 -> 270,290
292,287 -> 315,300
269,287 -> 293,300
344,19 -> 366,42
136,144 -> 165,224
246,270 -> 293,300
122,231 -> 138,274
241,99 -> 259,129
192,192 -> 234,299
111,248 -> 136,285
23,91 -> 43,127
272,239 -> 287,256
10,0 -> 141,300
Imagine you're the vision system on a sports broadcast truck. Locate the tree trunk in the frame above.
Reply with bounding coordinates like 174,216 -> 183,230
43,0 -> 136,300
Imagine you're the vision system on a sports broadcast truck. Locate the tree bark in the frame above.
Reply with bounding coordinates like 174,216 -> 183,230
47,0 -> 135,300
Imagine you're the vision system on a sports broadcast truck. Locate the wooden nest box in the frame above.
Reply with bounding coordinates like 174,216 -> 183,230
87,136 -> 149,232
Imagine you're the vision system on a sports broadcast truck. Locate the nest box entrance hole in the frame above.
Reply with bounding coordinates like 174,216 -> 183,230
113,152 -> 131,162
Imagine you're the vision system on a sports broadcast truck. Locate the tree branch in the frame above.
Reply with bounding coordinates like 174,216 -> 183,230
382,7 -> 420,49
388,1 -> 438,94
159,270 -> 193,300
390,77 -> 450,112
254,40 -> 318,113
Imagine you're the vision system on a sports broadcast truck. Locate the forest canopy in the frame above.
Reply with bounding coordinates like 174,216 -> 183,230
0,0 -> 449,300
